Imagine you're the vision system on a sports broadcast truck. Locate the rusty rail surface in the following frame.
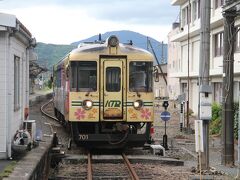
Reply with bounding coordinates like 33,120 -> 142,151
87,152 -> 93,180
40,99 -> 59,122
122,153 -> 139,180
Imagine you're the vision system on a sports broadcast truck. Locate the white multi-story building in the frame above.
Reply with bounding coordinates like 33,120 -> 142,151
167,23 -> 181,100
0,13 -> 36,159
169,0 -> 240,115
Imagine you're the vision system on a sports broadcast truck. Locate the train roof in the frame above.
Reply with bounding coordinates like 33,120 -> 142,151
71,42 -> 151,55
54,36 -> 154,68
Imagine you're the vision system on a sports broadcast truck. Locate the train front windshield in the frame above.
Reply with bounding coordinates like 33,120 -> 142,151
129,62 -> 153,92
70,61 -> 97,92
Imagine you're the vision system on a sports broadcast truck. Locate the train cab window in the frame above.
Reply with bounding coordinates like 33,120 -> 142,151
70,61 -> 97,92
129,62 -> 153,92
106,67 -> 121,92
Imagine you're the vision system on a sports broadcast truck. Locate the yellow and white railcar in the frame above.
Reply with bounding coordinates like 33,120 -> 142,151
53,36 -> 154,148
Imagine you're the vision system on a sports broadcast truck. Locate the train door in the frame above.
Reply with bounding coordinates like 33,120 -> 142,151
101,59 -> 126,120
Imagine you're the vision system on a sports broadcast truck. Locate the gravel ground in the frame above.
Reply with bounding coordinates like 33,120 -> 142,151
36,98 -> 234,179
154,100 -> 236,179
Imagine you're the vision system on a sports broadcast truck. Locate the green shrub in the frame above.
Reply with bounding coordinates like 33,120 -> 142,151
210,102 -> 222,135
47,79 -> 52,89
210,102 -> 240,139
234,102 -> 239,139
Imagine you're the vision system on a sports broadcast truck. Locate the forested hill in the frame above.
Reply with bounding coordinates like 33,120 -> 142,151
34,43 -> 77,69
35,30 -> 167,69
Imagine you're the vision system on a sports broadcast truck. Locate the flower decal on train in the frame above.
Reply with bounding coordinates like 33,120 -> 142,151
128,109 -> 134,114
92,108 -> 97,114
74,108 -> 86,120
140,108 -> 151,120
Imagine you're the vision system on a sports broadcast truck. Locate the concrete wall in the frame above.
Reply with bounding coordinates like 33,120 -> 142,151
0,32 -> 7,156
0,29 -> 31,159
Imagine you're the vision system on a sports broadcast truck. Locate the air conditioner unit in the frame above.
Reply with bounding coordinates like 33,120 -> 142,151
23,120 -> 36,141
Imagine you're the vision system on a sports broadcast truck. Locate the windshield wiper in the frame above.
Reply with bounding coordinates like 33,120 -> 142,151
134,87 -> 141,98
85,89 -> 91,96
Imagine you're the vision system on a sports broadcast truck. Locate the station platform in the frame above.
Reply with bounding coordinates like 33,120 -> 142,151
29,89 -> 53,106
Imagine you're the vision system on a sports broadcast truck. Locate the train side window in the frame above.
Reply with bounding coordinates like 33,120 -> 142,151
129,62 -> 153,92
70,62 -> 78,92
56,68 -> 61,88
106,67 -> 121,92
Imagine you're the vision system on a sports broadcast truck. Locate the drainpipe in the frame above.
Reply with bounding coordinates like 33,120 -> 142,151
6,29 -> 13,159
26,48 -> 29,119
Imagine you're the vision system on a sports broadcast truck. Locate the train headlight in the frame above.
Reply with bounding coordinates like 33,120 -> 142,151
133,100 -> 143,110
83,100 -> 93,110
108,35 -> 119,47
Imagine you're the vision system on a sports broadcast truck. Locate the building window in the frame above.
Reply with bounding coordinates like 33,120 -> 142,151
192,0 -> 201,21
14,56 -> 20,110
214,32 -> 224,57
182,8 -> 186,26
189,4 -> 191,23
182,5 -> 190,26
197,0 -> 201,19
235,27 -> 240,52
213,82 -> 222,104
215,0 -> 224,9
192,1 -> 197,21
181,83 -> 187,94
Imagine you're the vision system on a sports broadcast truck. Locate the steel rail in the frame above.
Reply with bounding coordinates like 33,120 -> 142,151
87,152 -> 93,180
40,99 -> 59,122
122,153 -> 139,180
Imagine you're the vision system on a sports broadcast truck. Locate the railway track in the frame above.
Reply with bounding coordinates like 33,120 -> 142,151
40,99 -> 201,179
41,100 -> 141,179
88,152 -> 139,180
40,99 -> 59,122
52,152 -> 141,180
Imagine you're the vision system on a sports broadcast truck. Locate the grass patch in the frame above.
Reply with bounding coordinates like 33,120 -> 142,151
0,161 -> 17,178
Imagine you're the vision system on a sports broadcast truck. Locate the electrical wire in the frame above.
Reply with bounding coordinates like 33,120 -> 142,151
223,18 -> 235,103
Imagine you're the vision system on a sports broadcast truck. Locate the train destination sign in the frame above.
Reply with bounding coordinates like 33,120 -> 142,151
160,111 -> 171,121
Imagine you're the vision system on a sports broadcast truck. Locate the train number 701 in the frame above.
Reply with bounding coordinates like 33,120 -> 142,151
79,134 -> 88,140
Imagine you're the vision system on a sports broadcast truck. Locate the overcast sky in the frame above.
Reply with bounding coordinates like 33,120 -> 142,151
0,0 -> 179,44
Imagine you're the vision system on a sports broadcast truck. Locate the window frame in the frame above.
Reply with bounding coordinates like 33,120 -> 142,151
215,0 -> 224,9
235,27 -> 240,52
70,61 -> 97,92
14,55 -> 20,111
106,67 -> 121,92
129,61 -> 153,93
197,0 -> 201,19
214,32 -> 224,57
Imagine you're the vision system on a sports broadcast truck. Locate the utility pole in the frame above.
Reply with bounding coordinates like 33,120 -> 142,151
198,0 -> 211,170
187,0 -> 190,131
161,41 -> 164,64
221,0 -> 237,166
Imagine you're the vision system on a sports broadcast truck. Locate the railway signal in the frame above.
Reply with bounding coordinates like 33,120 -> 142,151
162,100 -> 169,110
